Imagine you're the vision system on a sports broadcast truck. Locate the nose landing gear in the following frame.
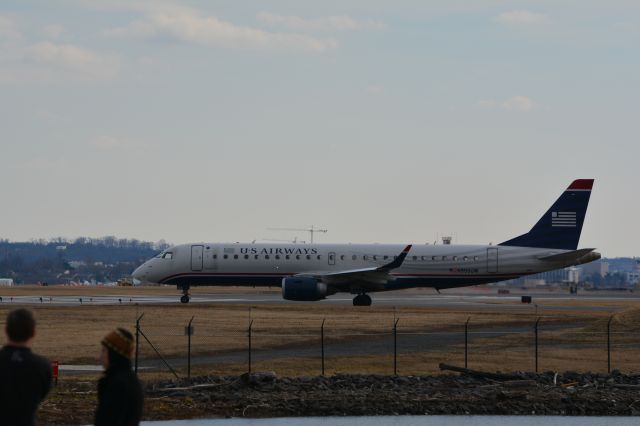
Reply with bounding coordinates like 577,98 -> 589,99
353,293 -> 372,306
179,285 -> 191,304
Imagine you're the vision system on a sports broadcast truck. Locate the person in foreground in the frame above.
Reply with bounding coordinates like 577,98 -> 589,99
0,308 -> 52,426
95,328 -> 144,426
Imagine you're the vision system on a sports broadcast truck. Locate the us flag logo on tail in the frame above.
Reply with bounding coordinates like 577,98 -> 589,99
552,211 -> 576,227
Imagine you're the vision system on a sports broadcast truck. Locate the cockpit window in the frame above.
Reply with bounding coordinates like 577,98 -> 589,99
162,252 -> 173,259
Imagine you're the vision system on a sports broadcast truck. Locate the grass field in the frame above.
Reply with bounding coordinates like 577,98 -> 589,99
2,286 -> 640,379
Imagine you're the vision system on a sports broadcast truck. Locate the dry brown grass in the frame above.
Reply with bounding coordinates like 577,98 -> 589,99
2,294 -> 640,377
0,284 -> 280,296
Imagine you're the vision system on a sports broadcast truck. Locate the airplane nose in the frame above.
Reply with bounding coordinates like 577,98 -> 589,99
132,264 -> 147,281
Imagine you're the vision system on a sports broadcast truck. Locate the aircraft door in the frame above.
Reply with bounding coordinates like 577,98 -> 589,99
487,248 -> 498,273
191,245 -> 204,271
328,252 -> 336,266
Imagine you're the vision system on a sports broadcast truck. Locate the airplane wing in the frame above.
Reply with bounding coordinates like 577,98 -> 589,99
295,244 -> 412,287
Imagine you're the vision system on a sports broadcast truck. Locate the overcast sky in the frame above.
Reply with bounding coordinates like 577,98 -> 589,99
1,1 -> 638,256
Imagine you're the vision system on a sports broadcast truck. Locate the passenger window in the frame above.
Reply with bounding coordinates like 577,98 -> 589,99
474,256 -> 479,261
286,255 -> 290,260
233,254 -> 238,259
373,255 -> 377,261
432,256 -> 437,261
296,255 -> 301,260
384,256 -> 388,260
275,255 -> 280,260
412,256 -> 417,261
317,255 -> 321,260
352,255 -> 357,261
442,256 -> 447,261
306,255 -> 311,260
244,255 -> 249,259
254,255 -> 259,260
265,255 -> 270,260
223,254 -> 228,259
452,256 -> 457,261
421,256 -> 426,261
213,254 -> 217,259
363,255 -> 368,261
463,256 -> 468,261
340,255 -> 345,261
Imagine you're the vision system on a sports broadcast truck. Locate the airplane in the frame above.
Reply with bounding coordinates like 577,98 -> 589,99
132,179 -> 600,306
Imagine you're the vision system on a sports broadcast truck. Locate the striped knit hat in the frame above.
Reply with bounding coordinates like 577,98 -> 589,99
101,328 -> 134,359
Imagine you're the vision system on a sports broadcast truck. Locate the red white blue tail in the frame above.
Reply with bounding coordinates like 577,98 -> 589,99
500,179 -> 594,250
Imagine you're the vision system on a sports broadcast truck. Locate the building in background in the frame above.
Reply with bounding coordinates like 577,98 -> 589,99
581,260 -> 609,277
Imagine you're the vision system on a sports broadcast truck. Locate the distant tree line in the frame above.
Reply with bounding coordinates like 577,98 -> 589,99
0,237 -> 170,284
582,272 -> 630,288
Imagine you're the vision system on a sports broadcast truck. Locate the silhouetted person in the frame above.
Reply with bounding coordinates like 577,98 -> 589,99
95,328 -> 143,426
0,308 -> 52,426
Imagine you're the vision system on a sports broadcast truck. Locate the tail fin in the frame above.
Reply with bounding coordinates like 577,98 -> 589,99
500,179 -> 594,250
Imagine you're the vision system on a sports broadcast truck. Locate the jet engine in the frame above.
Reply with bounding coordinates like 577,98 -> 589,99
281,277 -> 328,301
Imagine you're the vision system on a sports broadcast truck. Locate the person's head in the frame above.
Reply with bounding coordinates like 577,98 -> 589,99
5,308 -> 36,346
100,328 -> 134,370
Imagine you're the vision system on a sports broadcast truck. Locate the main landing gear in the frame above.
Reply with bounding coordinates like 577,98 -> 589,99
179,285 -> 190,304
353,293 -> 372,307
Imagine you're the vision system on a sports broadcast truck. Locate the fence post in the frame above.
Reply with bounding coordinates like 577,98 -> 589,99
187,316 -> 194,380
393,318 -> 399,376
321,318 -> 325,376
607,315 -> 613,374
248,319 -> 254,375
464,317 -> 470,369
534,317 -> 540,373
135,313 -> 144,375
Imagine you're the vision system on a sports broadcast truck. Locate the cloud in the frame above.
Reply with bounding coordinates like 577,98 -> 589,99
90,135 -> 148,152
20,156 -> 67,172
91,135 -> 126,150
26,41 -> 119,79
494,10 -> 549,27
42,24 -> 67,40
104,8 -> 337,52
502,96 -> 537,111
0,15 -> 22,41
477,96 -> 538,112
257,12 -> 385,32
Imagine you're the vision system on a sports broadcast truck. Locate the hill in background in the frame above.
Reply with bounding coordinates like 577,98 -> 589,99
0,237 -> 169,284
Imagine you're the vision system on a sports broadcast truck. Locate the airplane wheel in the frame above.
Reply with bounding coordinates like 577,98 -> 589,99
353,294 -> 372,306
180,295 -> 190,304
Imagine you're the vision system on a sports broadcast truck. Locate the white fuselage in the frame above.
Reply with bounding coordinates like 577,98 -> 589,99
132,242 -> 574,292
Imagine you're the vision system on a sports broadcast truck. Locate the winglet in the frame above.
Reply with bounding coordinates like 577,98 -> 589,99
380,244 -> 412,270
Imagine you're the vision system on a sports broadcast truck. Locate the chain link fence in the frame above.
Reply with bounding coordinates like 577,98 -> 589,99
131,310 -> 640,381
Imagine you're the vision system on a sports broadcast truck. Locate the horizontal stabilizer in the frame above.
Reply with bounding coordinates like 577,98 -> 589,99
538,248 -> 596,262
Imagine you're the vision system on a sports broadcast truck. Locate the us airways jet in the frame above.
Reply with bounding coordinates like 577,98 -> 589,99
132,180 -> 600,306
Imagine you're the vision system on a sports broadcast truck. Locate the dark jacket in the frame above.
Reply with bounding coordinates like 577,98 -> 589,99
0,345 -> 52,426
94,364 -> 143,426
